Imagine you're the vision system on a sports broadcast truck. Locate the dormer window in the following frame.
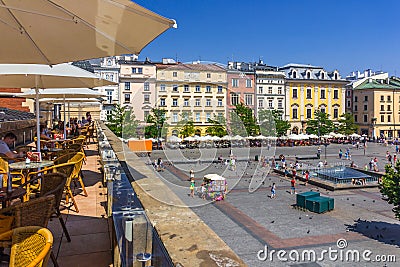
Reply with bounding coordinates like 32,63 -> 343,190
321,72 -> 325,79
306,71 -> 311,80
292,70 -> 297,79
334,71 -> 339,80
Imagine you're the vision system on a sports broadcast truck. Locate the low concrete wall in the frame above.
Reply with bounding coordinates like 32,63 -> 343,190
101,122 -> 246,267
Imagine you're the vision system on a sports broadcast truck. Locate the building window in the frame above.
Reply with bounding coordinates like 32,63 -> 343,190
388,115 -> 391,122
306,72 -> 311,79
258,99 -> 263,108
347,100 -> 351,108
258,86 -> 263,94
124,93 -> 130,103
363,114 -> 368,123
132,68 -> 136,74
173,71 -> 177,77
306,108 -> 312,119
292,71 -> 297,79
292,88 -> 298,98
124,82 -> 130,90
172,113 -> 178,122
346,90 -> 351,97
333,108 -> 339,119
144,82 -> 149,91
292,108 -> 298,119
206,113 -> 211,121
321,72 -> 325,79
195,85 -> 201,92
278,87 -> 282,94
107,91 -> 112,104
387,95 -> 391,102
232,78 -> 239,87
381,115 -> 384,122
381,105 -> 384,111
268,87 -> 273,94
245,94 -> 253,106
218,99 -> 223,106
184,99 -> 189,106
364,104 -> 367,111
207,73 -> 211,78
231,93 -> 239,105
184,85 -> 189,92
320,89 -> 325,99
354,96 -> 358,102
206,98 -> 211,106
380,95 -> 384,102
364,96 -> 368,101
160,98 -> 166,106
172,85 -> 178,92
206,86 -> 211,92
354,115 -> 357,122
334,73 -> 338,80
195,113 -> 201,122
306,88 -> 312,99
217,86 -> 223,93
354,105 -> 358,111
195,98 -> 201,106
138,68 -> 143,74
387,105 -> 391,111
160,84 -> 166,91
246,79 -> 252,88
172,98 -> 178,106
278,99 -> 283,109
144,110 -> 150,121
268,99 -> 273,108
333,90 -> 339,99
320,107 -> 326,113
144,94 -> 150,103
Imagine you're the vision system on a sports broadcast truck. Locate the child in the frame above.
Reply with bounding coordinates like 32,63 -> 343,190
290,177 -> 296,194
271,183 -> 276,199
190,179 -> 195,197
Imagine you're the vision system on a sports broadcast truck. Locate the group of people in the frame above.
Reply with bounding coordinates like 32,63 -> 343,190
338,148 -> 352,160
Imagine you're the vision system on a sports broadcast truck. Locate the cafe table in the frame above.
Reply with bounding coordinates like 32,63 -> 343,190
9,160 -> 54,201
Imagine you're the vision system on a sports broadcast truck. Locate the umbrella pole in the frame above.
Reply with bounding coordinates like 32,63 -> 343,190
63,95 -> 67,139
35,87 -> 41,153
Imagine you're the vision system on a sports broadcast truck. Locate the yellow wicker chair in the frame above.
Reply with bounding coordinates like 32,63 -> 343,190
64,152 -> 87,213
0,226 -> 53,267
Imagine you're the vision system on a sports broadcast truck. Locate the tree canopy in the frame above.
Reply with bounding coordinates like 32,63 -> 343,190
337,113 -> 359,135
380,162 -> 400,220
206,115 -> 227,137
258,109 -> 289,137
230,103 -> 258,136
106,104 -> 126,137
144,108 -> 168,139
306,110 -> 334,136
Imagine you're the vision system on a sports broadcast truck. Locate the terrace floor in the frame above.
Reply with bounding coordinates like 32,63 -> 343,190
47,142 -> 113,267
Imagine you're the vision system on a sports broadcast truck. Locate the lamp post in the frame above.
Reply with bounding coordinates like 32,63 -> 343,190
156,124 -> 160,150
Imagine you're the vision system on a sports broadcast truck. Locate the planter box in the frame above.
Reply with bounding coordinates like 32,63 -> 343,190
296,191 -> 320,208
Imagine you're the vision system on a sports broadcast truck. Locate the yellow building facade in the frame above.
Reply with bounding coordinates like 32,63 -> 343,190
353,77 -> 400,139
155,62 -> 227,137
280,64 -> 347,134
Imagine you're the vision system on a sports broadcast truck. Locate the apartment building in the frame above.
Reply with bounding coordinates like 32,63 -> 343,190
353,77 -> 400,138
279,64 -> 347,134
155,61 -> 227,136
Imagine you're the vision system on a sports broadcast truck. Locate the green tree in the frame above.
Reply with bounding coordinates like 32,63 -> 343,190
206,116 -> 227,137
258,109 -> 290,137
230,103 -> 258,136
144,108 -> 168,139
337,113 -> 359,135
306,110 -> 334,136
106,104 -> 126,137
380,163 -> 400,220
179,120 -> 195,137
122,108 -> 139,139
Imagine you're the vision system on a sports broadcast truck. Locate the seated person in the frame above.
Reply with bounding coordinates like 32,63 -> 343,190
0,132 -> 23,159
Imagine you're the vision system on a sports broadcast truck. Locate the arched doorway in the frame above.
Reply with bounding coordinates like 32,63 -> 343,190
195,129 -> 201,136
292,127 -> 299,134
171,130 -> 179,136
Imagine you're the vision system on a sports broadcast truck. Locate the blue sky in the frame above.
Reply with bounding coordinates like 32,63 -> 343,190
135,0 -> 400,76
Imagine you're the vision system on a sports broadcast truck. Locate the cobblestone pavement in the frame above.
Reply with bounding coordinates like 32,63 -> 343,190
142,142 -> 399,266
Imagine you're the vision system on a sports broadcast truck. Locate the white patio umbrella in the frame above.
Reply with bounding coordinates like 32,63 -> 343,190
210,136 -> 221,141
308,134 -> 319,139
0,0 -> 177,65
255,135 -> 267,140
349,133 -> 361,138
167,136 -> 182,143
0,63 -> 114,152
221,135 -> 232,141
183,136 -> 195,142
232,135 -> 244,141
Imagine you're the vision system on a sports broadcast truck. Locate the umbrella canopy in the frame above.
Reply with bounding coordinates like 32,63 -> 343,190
210,136 -> 221,141
204,174 -> 225,181
21,88 -> 106,99
183,136 -> 195,142
232,135 -> 244,140
0,63 -> 114,88
221,135 -> 232,141
167,136 -> 182,143
308,134 -> 319,139
254,135 -> 267,140
0,63 -> 114,152
0,0 -> 177,65
349,133 -> 361,138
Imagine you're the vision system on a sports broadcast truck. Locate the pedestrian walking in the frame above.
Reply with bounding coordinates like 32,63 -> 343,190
339,149 -> 343,159
189,169 -> 194,181
290,177 -> 296,194
190,178 -> 195,197
271,183 -> 276,198
304,170 -> 309,186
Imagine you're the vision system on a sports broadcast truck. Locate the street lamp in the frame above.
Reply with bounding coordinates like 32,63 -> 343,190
156,124 -> 160,150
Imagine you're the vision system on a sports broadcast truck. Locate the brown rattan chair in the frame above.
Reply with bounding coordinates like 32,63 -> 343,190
0,195 -> 58,267
0,226 -> 53,267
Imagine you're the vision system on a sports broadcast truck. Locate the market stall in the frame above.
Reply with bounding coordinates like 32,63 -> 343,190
203,174 -> 227,201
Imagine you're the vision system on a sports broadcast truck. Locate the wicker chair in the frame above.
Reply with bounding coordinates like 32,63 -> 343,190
0,195 -> 58,266
65,152 -> 87,213
0,226 -> 53,267
53,152 -> 77,165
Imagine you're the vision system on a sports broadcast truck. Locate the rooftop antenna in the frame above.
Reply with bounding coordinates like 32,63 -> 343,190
175,53 -> 178,62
